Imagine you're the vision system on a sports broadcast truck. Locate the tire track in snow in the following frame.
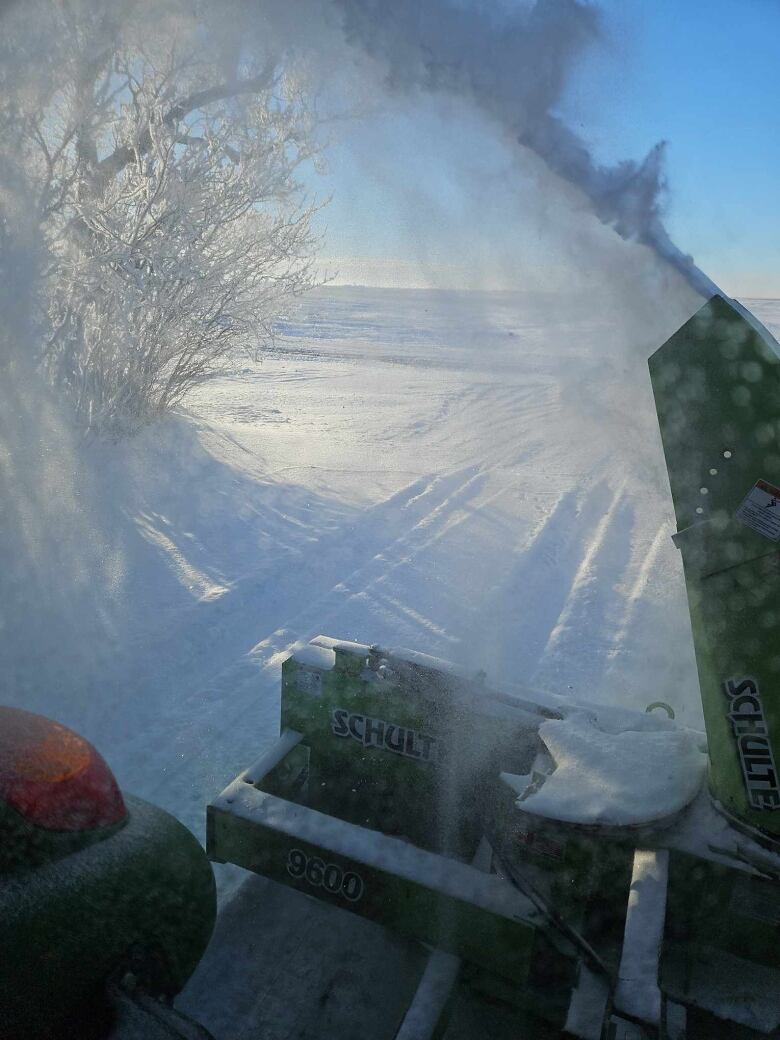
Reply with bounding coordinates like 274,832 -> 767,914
97,467 -> 490,802
466,479 -> 617,685
531,482 -> 635,696
248,460 -> 517,668
138,443 -> 537,772
608,523 -> 668,663
112,377 -> 559,835
602,520 -> 702,721
153,378 -> 548,709
103,467 -> 473,707
110,458 -> 523,825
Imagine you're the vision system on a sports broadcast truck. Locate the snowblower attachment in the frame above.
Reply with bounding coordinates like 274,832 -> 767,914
649,294 -> 780,840
208,639 -> 623,1039
206,296 -> 780,1040
645,295 -> 780,1038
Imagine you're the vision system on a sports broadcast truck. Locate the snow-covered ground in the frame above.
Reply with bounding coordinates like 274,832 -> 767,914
5,287 -> 779,857
4,285 -> 779,1035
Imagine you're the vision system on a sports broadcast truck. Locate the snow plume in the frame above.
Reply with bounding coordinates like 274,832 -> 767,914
0,145 -> 116,731
334,0 -> 719,300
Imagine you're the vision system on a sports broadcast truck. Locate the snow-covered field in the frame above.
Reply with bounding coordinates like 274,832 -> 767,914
6,286 -> 779,855
5,285 -> 779,1035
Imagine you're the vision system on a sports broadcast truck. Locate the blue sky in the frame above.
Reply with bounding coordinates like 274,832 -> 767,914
566,0 -> 780,297
309,0 -> 780,296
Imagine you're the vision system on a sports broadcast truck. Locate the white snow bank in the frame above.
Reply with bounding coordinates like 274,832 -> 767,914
515,711 -> 706,826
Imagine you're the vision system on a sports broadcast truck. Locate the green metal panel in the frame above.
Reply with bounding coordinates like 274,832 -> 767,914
664,849 -> 780,971
649,295 -> 780,838
684,1006 -> 770,1040
486,775 -> 635,974
281,647 -> 541,856
282,652 -> 446,850
207,740 -> 578,1029
209,643 -> 611,1031
208,804 -> 533,984
0,798 -> 127,873
660,849 -> 780,1035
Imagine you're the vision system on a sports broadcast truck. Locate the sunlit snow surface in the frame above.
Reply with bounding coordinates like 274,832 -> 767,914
5,287 -> 779,1037
5,288 -> 780,871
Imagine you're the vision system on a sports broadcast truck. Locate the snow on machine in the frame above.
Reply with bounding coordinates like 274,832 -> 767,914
209,295 -> 780,1039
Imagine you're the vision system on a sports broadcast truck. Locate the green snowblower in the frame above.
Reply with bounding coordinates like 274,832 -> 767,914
5,293 -> 780,1040
210,295 -> 780,1039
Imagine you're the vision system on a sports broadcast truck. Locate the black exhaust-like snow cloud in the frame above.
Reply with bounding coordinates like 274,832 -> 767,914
333,0 -> 720,299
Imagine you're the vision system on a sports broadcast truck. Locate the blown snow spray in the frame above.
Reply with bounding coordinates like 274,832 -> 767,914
650,294 -> 780,843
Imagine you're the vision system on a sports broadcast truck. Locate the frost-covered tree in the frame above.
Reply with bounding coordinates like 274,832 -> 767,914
0,0 -> 324,434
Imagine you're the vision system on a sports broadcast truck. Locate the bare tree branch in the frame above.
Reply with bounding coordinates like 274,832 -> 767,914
2,2 -> 326,436
95,63 -> 276,187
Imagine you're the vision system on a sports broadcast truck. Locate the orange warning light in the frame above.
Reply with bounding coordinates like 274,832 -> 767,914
0,707 -> 126,831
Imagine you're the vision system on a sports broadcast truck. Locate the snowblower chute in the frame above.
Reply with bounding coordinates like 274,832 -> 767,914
649,294 -> 780,837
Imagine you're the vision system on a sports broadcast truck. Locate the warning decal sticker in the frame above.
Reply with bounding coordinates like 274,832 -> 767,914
736,479 -> 780,541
